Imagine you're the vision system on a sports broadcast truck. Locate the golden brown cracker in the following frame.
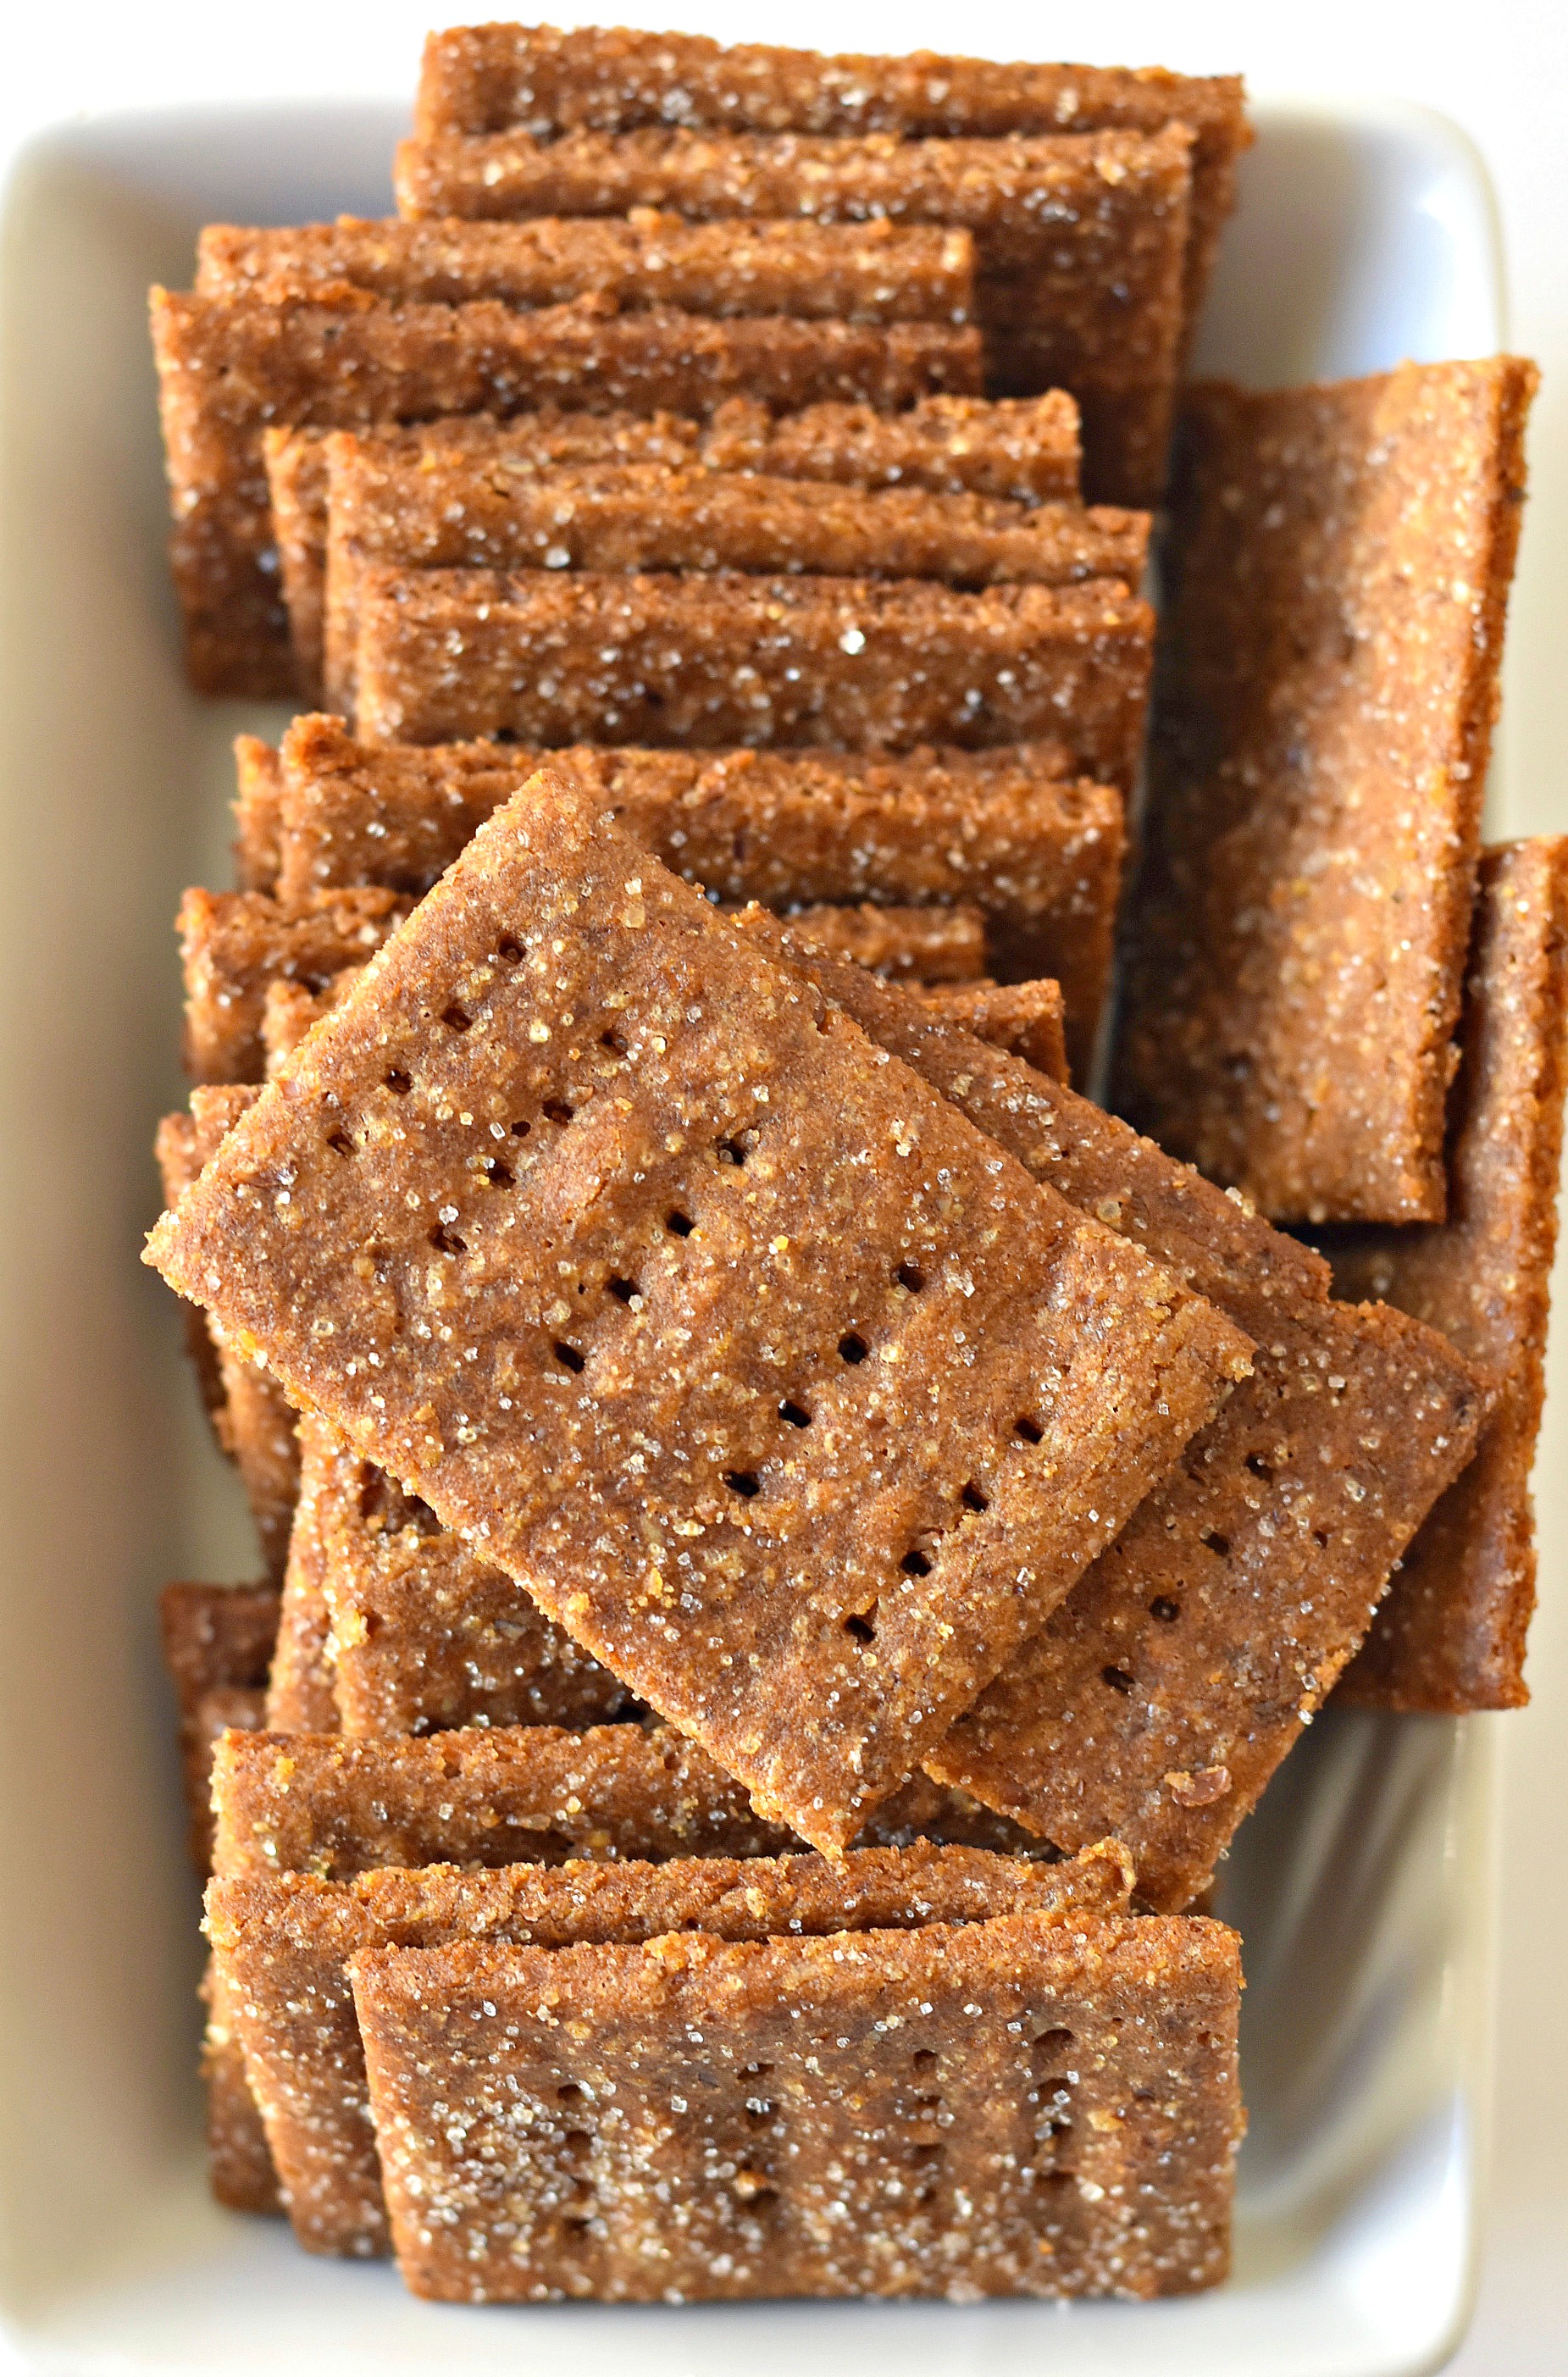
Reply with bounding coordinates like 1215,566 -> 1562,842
1113,359 -> 1538,1224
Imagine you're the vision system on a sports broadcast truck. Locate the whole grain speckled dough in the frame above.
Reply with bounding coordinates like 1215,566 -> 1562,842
180,887 -> 410,1084
1112,359 -> 1538,1225
151,287 -> 980,695
319,430 -> 1146,710
395,121 -> 1195,505
150,774 -> 1249,1849
352,1909 -> 1242,2300
407,24 -> 1249,360
265,1413 -> 357,1732
250,718 -> 1116,1062
208,1840 -> 1130,2258
159,1085 -> 298,1575
734,917 -> 1487,1908
197,212 -> 977,325
266,395 -> 1083,698
1324,839 -> 1568,1710
319,1452 -> 634,1738
159,1581 -> 280,1876
349,568 -> 1152,789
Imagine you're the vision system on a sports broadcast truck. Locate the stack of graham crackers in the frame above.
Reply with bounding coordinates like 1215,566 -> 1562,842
143,23 -> 1559,2314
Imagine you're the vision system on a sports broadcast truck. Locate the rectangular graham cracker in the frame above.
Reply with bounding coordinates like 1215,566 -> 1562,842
208,1840 -> 1133,2258
151,289 -> 981,698
233,734 -> 284,890
734,917 -> 1488,1908
350,569 -> 1153,788
252,718 -> 1118,1063
318,431 -> 1147,712
159,1580 -> 280,1875
268,396 -> 1082,700
352,1909 -> 1242,2300
395,122 -> 1192,507
920,981 -> 1068,1084
755,902 -> 986,983
1112,358 -> 1539,1225
242,908 -> 988,1085
319,1454 -> 635,1737
210,1716 -> 1050,1883
265,1413 -> 357,1731
159,1086 -> 299,1576
150,773 -> 1249,1849
180,887 -> 411,1083
197,213 -> 975,325
1323,839 -> 1568,1710
409,24 -> 1249,357
157,1580 -> 282,2215
202,1960 -> 283,2216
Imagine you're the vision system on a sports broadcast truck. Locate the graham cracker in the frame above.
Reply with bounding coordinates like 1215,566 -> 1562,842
208,1840 -> 1129,2258
158,1580 -> 283,2214
319,1455 -> 634,1739
1324,839 -> 1568,1710
319,430 -> 1147,711
262,972 -> 363,1078
765,901 -> 986,983
248,909 -> 987,1085
254,718 -> 1117,1064
919,980 -> 1068,1084
202,1959 -> 283,2217
350,569 -> 1153,790
409,24 -> 1249,357
180,887 -> 410,1083
265,1414 -> 357,1732
149,773 -> 1250,1848
150,286 -> 980,697
734,917 -> 1488,1907
159,1581 -> 280,1875
161,1086 -> 298,1576
233,734 -> 283,891
395,123 -> 1193,505
352,1909 -> 1242,2300
197,213 -> 974,326
1113,358 -> 1539,1225
267,395 -> 1082,701
210,1724 -> 796,1882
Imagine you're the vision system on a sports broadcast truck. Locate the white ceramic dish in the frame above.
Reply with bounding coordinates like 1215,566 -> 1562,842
0,83 -> 1514,2377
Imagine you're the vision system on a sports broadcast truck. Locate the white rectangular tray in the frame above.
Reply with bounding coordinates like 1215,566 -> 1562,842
0,83 -> 1512,2377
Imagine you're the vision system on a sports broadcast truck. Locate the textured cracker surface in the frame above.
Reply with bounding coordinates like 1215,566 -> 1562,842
320,429 -> 1145,708
736,922 -> 1486,1906
253,719 -> 1115,1061
159,1582 -> 280,1876
268,396 -> 1082,698
1113,360 -> 1538,1223
208,1841 -> 1129,2258
151,286 -> 979,694
395,122 -> 1191,505
353,1911 -> 1241,2300
350,568 -> 1151,788
320,1457 -> 634,1738
1325,839 -> 1568,1709
180,887 -> 410,1083
408,24 -> 1249,354
196,212 -> 975,324
150,777 -> 1247,1848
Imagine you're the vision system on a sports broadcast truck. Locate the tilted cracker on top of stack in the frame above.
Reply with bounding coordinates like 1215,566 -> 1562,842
150,774 -> 1255,1853
143,19 -> 1560,2316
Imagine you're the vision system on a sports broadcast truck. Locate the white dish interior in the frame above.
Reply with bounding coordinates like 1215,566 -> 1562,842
0,86 -> 1511,2377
